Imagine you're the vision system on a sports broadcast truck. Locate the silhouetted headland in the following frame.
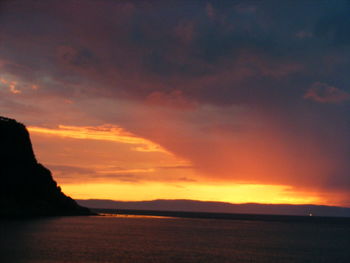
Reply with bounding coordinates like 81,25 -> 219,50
0,116 -> 92,217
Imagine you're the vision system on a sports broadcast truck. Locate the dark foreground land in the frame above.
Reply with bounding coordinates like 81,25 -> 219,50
0,116 -> 91,217
93,208 -> 350,224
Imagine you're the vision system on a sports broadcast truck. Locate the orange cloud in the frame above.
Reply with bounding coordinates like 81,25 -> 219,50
0,77 -> 21,94
98,168 -> 155,174
0,77 -> 8,84
9,81 -> 21,94
28,125 -> 169,153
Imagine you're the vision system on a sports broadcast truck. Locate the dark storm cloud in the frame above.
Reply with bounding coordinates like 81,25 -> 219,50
0,0 -> 346,97
57,46 -> 97,69
1,0 -> 349,106
304,82 -> 350,103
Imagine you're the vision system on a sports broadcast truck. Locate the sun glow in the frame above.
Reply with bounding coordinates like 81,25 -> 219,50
28,124 -> 334,206
61,182 -> 322,205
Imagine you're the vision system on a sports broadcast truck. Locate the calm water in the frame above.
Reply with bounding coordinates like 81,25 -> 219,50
1,215 -> 349,263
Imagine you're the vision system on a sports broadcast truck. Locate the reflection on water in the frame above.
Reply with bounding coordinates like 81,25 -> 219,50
1,216 -> 349,263
99,213 -> 175,219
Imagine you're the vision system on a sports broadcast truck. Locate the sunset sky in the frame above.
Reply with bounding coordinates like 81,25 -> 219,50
1,0 -> 350,206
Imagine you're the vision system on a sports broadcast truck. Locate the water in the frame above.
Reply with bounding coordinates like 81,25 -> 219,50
1,215 -> 349,263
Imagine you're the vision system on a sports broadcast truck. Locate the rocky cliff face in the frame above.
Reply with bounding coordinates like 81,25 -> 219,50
0,116 -> 91,217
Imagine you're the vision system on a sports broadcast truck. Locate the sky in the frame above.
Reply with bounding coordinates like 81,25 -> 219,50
1,0 -> 350,206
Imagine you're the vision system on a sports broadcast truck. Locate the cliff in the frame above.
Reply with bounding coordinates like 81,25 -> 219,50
0,116 -> 91,217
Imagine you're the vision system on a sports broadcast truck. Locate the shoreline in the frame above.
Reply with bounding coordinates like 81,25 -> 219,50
92,208 -> 350,224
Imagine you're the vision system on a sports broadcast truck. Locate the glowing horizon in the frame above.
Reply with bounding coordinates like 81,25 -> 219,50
27,123 -> 348,207
61,182 -> 323,206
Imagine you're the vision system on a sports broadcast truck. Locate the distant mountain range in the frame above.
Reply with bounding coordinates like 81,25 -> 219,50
77,199 -> 350,218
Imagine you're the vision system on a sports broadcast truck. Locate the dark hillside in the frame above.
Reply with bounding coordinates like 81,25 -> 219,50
0,116 -> 91,217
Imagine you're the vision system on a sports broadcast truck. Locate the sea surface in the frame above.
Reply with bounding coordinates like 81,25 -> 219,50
1,215 -> 350,263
